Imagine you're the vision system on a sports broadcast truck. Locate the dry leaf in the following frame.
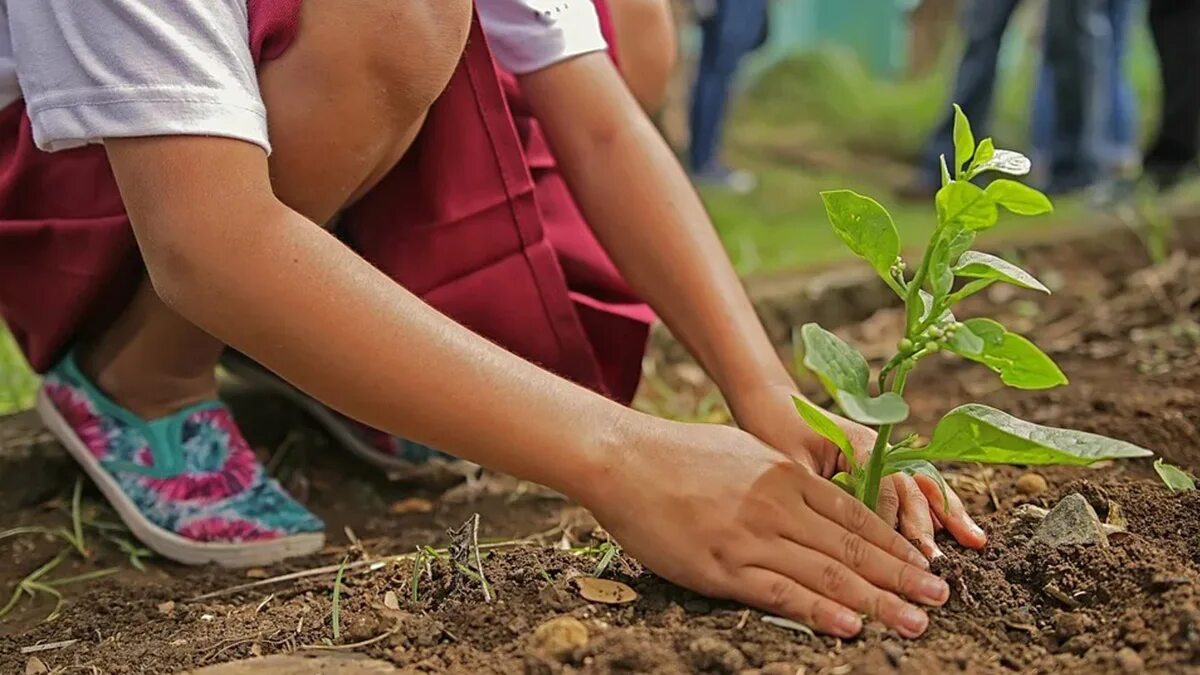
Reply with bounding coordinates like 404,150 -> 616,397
25,657 -> 49,675
383,591 -> 400,611
572,577 -> 638,605
389,497 -> 435,515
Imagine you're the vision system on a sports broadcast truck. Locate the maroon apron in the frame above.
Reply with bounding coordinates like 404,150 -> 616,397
0,0 -> 652,404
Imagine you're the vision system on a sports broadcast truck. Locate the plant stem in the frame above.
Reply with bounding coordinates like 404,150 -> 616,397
861,364 -> 914,511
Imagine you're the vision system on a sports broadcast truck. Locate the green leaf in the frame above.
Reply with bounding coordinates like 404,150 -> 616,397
958,318 -> 1067,389
799,324 -> 910,425
984,179 -> 1053,216
955,251 -> 1049,293
939,155 -> 951,187
929,229 -> 977,298
952,104 -> 975,177
970,148 -> 1032,177
820,190 -> 902,286
936,181 -> 998,231
971,138 -> 995,171
831,471 -> 857,496
792,396 -> 856,469
1154,459 -> 1196,492
885,459 -> 950,514
896,404 -> 1153,466
917,290 -> 954,324
947,322 -> 984,356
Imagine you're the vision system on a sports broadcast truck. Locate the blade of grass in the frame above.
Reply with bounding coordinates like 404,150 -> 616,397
331,555 -> 349,642
69,477 -> 87,558
46,568 -> 120,587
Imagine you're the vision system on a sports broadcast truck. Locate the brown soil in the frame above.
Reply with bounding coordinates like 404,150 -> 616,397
3,224 -> 1200,674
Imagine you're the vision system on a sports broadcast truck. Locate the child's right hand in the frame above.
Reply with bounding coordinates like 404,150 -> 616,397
579,419 -> 950,639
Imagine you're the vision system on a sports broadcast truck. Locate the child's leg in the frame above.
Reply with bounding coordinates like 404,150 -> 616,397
78,0 -> 470,418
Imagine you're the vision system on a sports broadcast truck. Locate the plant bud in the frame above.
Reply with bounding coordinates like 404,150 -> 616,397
928,326 -> 944,339
924,341 -> 940,353
897,338 -> 914,352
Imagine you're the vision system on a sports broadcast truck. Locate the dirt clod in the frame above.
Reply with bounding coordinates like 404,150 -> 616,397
1033,493 -> 1109,547
530,615 -> 589,661
687,636 -> 747,673
1017,472 -> 1049,495
1115,646 -> 1145,672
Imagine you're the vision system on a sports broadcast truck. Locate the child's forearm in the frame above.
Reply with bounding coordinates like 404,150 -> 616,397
519,54 -> 792,401
105,136 -> 639,504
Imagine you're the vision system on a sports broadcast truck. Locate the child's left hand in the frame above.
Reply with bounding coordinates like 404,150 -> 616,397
729,383 -> 988,559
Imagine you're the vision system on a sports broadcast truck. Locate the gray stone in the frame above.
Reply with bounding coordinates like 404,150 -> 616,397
1032,493 -> 1108,548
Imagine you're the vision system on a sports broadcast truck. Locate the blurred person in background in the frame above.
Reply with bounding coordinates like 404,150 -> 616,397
687,0 -> 769,193
608,0 -> 678,114
1143,0 -> 1200,190
1031,0 -> 1139,201
899,0 -> 1110,199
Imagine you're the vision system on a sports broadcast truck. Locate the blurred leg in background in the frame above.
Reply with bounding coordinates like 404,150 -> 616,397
687,0 -> 769,192
608,0 -> 678,115
1041,0 -> 1110,194
901,0 -> 1022,198
1144,0 -> 1200,190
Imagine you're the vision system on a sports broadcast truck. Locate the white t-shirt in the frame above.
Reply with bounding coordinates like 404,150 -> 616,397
0,0 -> 607,154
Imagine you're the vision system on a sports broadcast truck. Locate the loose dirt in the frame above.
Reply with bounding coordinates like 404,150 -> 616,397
2,224 -> 1199,674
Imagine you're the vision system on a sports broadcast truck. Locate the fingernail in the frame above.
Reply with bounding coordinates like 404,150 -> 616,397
922,537 -> 945,560
968,521 -> 986,539
919,576 -> 950,604
834,611 -> 862,637
909,549 -> 931,569
900,607 -> 928,636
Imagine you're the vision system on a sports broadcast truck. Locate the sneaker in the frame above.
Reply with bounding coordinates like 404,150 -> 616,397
220,352 -> 468,478
690,164 -> 757,195
37,353 -> 325,568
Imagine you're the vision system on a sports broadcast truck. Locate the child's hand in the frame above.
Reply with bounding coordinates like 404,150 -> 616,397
582,420 -> 950,638
728,384 -> 988,559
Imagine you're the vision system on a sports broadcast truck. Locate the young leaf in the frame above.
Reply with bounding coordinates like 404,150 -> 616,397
820,190 -> 902,288
984,179 -> 1053,216
896,404 -> 1153,466
799,323 -> 910,425
956,318 -> 1067,389
1154,459 -> 1196,492
831,471 -> 857,496
929,229 -> 977,298
970,148 -> 1032,177
952,104 -> 975,177
917,290 -> 954,324
939,154 -> 951,187
792,395 -> 856,469
885,459 -> 950,513
954,251 -> 1049,293
970,138 -> 995,172
936,181 -> 998,231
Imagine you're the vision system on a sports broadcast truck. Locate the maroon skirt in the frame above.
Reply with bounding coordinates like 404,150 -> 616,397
0,0 -> 652,405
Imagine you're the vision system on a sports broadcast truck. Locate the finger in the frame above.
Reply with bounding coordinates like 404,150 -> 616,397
802,476 -> 928,570
896,474 -> 941,559
788,510 -> 949,607
876,476 -> 900,528
914,474 -> 987,549
758,542 -> 933,638
733,567 -> 863,638
931,508 -> 945,531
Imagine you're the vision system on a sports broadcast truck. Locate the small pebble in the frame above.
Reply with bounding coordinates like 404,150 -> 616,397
1016,473 -> 1049,495
1115,647 -> 1144,672
687,636 -> 747,674
530,616 -> 589,661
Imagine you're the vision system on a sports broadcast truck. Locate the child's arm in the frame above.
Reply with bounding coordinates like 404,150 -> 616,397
104,134 -> 945,638
516,53 -> 987,553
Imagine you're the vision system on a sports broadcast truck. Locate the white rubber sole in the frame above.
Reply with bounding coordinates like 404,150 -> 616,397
37,388 -> 325,568
221,352 -> 472,479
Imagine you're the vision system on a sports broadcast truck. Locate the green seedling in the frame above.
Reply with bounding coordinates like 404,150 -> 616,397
795,105 -> 1154,512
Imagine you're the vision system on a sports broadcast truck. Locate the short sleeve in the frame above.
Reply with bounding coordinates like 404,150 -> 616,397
5,0 -> 270,153
477,0 -> 608,75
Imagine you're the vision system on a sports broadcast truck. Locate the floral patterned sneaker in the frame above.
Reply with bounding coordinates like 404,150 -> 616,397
221,352 -> 468,477
37,353 -> 325,568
